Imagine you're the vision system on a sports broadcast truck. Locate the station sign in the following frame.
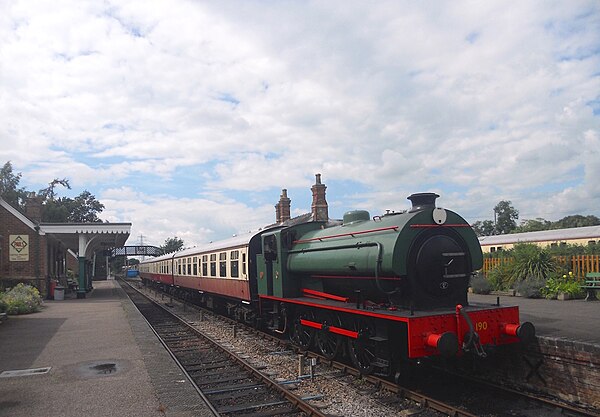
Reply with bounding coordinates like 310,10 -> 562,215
9,235 -> 29,262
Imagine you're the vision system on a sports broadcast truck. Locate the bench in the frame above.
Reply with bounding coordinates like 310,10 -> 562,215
66,278 -> 79,292
582,272 -> 600,301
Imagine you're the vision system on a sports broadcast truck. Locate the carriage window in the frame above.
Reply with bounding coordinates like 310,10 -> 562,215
219,252 -> 227,277
210,254 -> 217,276
242,252 -> 246,275
202,255 -> 208,276
187,258 -> 192,275
230,250 -> 239,278
193,256 -> 198,276
178,260 -> 182,275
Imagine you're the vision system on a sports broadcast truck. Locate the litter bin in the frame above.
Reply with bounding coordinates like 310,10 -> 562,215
49,280 -> 57,299
54,286 -> 65,301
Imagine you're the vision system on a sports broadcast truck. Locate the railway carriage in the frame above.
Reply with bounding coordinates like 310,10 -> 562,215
139,187 -> 534,377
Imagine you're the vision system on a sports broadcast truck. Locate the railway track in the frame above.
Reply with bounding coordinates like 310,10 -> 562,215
126,279 -> 599,417
120,281 -> 326,417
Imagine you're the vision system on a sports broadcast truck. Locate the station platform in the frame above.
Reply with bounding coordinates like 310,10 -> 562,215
468,292 -> 600,345
0,279 -> 212,417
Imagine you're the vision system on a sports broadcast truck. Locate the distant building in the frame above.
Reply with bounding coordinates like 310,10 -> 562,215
479,225 -> 600,253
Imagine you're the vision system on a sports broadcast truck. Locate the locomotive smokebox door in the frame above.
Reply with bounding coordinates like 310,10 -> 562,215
408,228 -> 470,309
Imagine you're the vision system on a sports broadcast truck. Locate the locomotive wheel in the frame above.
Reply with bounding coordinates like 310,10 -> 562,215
290,310 -> 314,351
347,320 -> 377,375
315,313 -> 342,360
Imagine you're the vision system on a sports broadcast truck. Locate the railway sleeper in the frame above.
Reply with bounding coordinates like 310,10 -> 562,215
203,382 -> 265,395
208,386 -> 271,402
193,373 -> 254,386
191,366 -> 244,378
217,399 -> 292,414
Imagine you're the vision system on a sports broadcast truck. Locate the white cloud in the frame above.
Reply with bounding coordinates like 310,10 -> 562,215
1,0 -> 599,241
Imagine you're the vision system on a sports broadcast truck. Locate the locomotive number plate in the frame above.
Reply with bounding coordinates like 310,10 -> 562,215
475,321 -> 488,331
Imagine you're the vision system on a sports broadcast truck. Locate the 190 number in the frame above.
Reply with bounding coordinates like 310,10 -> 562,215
475,321 -> 488,331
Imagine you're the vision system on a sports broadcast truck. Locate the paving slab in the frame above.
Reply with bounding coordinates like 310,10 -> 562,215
0,279 -> 212,417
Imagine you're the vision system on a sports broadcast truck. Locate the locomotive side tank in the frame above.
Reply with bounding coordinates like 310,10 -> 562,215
283,193 -> 482,310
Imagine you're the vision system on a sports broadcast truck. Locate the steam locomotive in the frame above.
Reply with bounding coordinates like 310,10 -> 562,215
139,182 -> 534,376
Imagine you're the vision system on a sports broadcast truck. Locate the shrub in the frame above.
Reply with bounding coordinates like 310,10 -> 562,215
487,262 -> 514,291
516,277 -> 546,298
0,297 -> 6,314
540,272 -> 584,299
511,243 -> 557,283
470,273 -> 492,294
1,284 -> 44,315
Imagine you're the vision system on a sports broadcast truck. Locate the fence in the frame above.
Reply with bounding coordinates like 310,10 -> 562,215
481,255 -> 600,279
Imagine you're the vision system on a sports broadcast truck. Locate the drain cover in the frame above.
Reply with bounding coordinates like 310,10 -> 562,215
0,367 -> 51,378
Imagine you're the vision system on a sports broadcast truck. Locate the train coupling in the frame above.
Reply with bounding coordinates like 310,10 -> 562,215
456,305 -> 487,358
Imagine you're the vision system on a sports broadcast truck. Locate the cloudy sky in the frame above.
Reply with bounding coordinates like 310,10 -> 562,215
1,0 -> 599,247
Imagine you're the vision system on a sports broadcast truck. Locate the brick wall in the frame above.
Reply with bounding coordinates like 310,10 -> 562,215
0,204 -> 48,290
461,336 -> 600,411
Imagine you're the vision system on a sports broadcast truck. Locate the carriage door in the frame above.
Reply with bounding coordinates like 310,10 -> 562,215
263,234 -> 278,296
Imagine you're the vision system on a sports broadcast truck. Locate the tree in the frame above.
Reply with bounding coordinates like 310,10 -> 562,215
41,191 -> 105,222
472,220 -> 496,237
553,215 -> 600,229
494,200 -> 519,235
69,191 -> 104,222
514,218 -> 552,233
0,161 -> 28,211
39,178 -> 70,200
42,197 -> 72,222
161,237 -> 184,253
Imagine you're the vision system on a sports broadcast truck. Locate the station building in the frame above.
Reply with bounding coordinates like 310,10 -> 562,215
0,196 -> 130,298
479,225 -> 600,253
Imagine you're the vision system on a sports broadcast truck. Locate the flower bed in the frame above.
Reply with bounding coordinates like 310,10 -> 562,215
0,283 -> 44,315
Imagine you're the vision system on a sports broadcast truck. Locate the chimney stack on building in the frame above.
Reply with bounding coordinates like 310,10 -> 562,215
311,173 -> 328,222
275,189 -> 291,223
25,195 -> 43,224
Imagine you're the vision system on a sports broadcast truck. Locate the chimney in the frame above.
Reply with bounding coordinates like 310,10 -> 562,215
25,195 -> 43,223
407,192 -> 439,213
311,173 -> 328,222
275,189 -> 291,223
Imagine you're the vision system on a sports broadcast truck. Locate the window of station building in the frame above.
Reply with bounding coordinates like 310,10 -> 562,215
230,250 -> 239,278
202,255 -> 208,276
193,256 -> 198,276
210,254 -> 217,276
219,252 -> 227,277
